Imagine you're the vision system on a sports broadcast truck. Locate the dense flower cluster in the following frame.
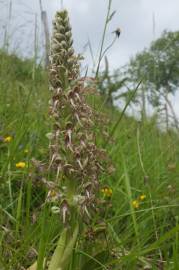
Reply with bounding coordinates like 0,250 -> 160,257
45,10 -> 107,224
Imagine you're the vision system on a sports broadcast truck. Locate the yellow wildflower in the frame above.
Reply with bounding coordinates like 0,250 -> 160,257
101,187 -> 113,197
107,188 -> 113,197
4,136 -> 12,143
132,200 -> 139,209
139,194 -> 146,201
104,188 -> 109,194
16,162 -> 26,169
24,149 -> 29,154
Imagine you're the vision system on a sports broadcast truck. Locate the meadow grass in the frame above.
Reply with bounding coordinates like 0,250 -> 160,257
0,50 -> 179,270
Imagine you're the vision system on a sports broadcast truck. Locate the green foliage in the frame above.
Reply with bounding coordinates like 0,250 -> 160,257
98,57 -> 128,106
1,50 -> 179,269
0,50 -> 43,83
125,30 -> 179,107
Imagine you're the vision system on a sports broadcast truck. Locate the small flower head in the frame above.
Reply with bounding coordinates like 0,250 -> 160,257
16,162 -> 26,169
4,136 -> 13,143
139,194 -> 146,201
49,190 -> 57,197
46,190 -> 60,203
132,200 -> 139,209
101,187 -> 113,198
24,149 -> 29,154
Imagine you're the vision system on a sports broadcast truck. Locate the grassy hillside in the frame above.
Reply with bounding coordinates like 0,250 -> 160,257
0,51 -> 179,270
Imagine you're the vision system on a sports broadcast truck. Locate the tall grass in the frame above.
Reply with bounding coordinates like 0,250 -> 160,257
0,3 -> 179,270
1,48 -> 179,269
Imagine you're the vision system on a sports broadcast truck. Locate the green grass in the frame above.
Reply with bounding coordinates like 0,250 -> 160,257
1,51 -> 179,269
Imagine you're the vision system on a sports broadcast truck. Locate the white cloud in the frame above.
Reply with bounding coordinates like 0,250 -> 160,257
1,0 -> 179,116
1,0 -> 179,66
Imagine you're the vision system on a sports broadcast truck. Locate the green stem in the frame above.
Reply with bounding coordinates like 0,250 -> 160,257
95,0 -> 112,78
48,223 -> 79,270
48,228 -> 68,270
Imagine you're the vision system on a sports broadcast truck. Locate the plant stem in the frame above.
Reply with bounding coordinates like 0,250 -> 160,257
95,0 -> 112,78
